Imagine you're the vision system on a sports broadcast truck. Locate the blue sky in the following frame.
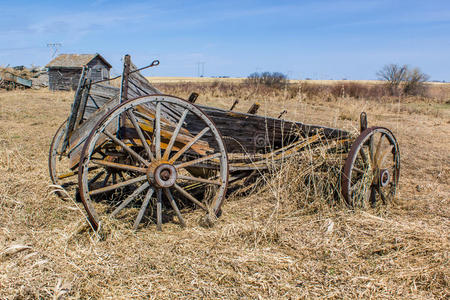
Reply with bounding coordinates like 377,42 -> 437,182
0,0 -> 449,80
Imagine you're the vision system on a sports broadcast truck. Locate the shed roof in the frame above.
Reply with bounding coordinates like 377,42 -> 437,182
46,53 -> 112,69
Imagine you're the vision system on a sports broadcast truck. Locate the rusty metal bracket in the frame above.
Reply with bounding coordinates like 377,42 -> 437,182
278,110 -> 287,119
90,59 -> 160,86
360,112 -> 368,133
188,92 -> 199,103
229,100 -> 239,111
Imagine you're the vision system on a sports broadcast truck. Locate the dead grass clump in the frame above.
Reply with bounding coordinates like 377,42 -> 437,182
222,133 -> 356,249
259,139 -> 351,215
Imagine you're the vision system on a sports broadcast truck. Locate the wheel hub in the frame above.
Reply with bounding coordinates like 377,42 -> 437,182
379,168 -> 390,187
146,162 -> 177,188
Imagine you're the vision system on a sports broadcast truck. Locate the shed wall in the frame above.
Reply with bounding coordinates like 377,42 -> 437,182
87,57 -> 110,82
48,68 -> 82,91
48,57 -> 111,91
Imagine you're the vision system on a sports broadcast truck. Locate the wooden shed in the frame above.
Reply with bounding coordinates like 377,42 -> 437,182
46,53 -> 112,91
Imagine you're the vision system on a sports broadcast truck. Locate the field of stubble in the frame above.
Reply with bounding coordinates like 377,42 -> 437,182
0,83 -> 449,299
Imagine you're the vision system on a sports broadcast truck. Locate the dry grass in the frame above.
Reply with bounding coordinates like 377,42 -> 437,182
147,77 -> 386,85
0,86 -> 449,299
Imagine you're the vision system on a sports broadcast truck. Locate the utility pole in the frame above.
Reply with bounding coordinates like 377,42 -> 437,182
196,62 -> 205,77
47,43 -> 62,58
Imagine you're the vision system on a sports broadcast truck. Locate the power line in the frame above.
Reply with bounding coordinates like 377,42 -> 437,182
196,62 -> 205,77
47,43 -> 62,58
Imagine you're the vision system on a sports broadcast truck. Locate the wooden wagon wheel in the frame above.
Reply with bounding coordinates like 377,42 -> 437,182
48,120 -> 78,199
78,95 -> 229,231
341,127 -> 400,208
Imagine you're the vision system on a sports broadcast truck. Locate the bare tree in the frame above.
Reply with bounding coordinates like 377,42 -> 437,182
376,64 -> 407,95
377,64 -> 429,96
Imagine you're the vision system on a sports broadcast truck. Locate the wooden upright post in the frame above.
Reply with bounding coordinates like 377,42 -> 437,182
120,54 -> 131,103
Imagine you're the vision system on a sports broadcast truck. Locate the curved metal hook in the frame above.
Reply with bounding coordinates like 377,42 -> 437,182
89,59 -> 161,86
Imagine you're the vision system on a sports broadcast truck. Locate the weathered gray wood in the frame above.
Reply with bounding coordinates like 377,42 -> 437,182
48,68 -> 82,91
48,55 -> 111,91
75,79 -> 91,128
68,95 -> 120,167
187,105 -> 349,155
90,83 -> 120,98
83,84 -> 120,118
120,55 -> 131,102
62,67 -> 88,151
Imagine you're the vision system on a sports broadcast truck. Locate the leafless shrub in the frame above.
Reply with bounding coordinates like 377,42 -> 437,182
377,64 -> 430,96
246,72 -> 288,89
403,67 -> 430,96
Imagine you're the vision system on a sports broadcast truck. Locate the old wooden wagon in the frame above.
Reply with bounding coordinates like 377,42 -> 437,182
49,55 -> 400,231
0,71 -> 32,89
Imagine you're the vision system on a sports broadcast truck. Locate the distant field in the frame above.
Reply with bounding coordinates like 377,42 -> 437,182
146,76 -> 386,84
147,76 -> 449,87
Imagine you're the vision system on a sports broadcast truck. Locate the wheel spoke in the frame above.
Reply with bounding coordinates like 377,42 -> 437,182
95,149 -> 107,158
102,172 -> 111,187
352,166 -> 366,174
175,153 -> 221,169
127,109 -> 155,161
154,102 -> 162,160
57,171 -> 77,180
377,186 -> 387,204
90,175 -> 147,196
156,189 -> 162,231
369,135 -> 374,164
359,147 -> 370,166
173,184 -> 208,211
88,170 -> 105,186
133,187 -> 155,230
377,145 -> 394,169
163,188 -> 186,227
163,109 -> 188,160
169,127 -> 210,163
57,166 -> 99,180
91,159 -> 147,173
369,186 -> 377,207
177,174 -> 221,185
374,133 -> 385,168
61,182 -> 77,188
111,182 -> 150,217
103,130 -> 149,166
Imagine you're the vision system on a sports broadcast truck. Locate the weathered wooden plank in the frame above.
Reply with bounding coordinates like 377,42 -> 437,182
120,55 -> 131,101
90,83 -> 120,99
75,79 -> 91,128
186,105 -> 349,154
68,95 -> 120,168
83,106 -> 99,119
62,67 -> 88,151
86,95 -> 104,109
128,62 -> 161,94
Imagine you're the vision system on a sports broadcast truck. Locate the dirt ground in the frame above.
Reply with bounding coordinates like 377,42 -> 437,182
0,87 -> 448,299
